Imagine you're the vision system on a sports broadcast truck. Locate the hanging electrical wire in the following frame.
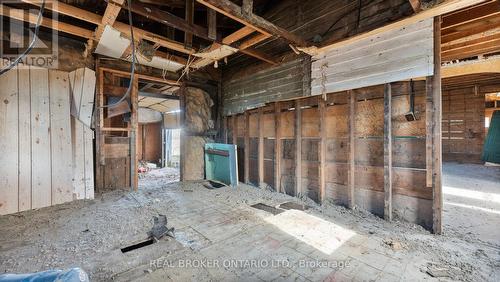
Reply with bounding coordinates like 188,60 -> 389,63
100,0 -> 136,108
0,0 -> 46,76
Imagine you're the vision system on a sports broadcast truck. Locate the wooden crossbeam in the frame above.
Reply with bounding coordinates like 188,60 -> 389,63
197,0 -> 308,47
184,0 -> 194,48
0,4 -> 93,39
20,0 -> 193,56
408,0 -> 422,13
222,26 -> 255,45
316,0 -> 491,55
126,1 -> 214,41
85,0 -> 125,56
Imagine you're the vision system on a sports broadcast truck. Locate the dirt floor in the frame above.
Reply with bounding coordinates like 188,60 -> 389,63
442,162 -> 500,247
0,165 -> 499,281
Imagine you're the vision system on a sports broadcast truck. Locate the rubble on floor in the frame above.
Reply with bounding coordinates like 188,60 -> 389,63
0,176 -> 498,281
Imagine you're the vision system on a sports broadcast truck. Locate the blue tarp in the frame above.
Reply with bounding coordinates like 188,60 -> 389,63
0,268 -> 89,282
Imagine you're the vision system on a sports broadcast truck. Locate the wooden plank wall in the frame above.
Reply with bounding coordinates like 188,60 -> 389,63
0,65 -> 94,215
138,122 -> 163,164
311,18 -> 434,96
225,81 -> 433,229
442,86 -> 485,163
222,56 -> 311,115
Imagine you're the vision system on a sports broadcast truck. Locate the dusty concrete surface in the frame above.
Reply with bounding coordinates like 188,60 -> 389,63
443,162 -> 500,247
0,172 -> 499,281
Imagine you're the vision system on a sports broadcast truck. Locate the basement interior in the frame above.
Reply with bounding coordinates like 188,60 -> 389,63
0,0 -> 499,281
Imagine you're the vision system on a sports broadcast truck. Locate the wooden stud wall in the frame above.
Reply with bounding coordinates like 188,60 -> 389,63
442,86 -> 485,163
224,80 -> 435,230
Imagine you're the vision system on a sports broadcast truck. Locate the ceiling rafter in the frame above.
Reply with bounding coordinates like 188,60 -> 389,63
20,0 -> 194,57
196,0 -> 309,47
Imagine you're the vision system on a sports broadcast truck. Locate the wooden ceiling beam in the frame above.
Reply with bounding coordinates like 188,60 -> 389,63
238,33 -> 270,50
20,0 -> 193,55
442,0 -> 500,29
85,0 -> 125,55
314,0 -> 490,55
221,26 -> 255,45
0,4 -> 93,39
196,0 -> 308,47
408,0 -> 422,13
125,1 -> 216,41
184,0 -> 194,48
442,16 -> 500,43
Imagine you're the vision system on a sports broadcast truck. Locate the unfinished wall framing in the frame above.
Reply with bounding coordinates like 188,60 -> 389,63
225,80 -> 435,229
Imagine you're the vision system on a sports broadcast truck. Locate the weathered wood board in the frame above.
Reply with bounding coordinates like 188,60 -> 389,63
0,66 -> 95,215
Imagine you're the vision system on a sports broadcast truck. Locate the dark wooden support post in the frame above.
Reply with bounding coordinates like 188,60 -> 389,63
232,115 -> 237,145
431,16 -> 443,234
95,66 -> 104,191
348,90 -> 355,208
130,75 -> 139,191
223,117 -> 228,144
244,112 -> 250,184
384,83 -> 393,220
207,9 -> 217,40
274,102 -> 281,193
179,85 -> 186,181
258,107 -> 264,188
295,99 -> 302,197
319,96 -> 327,203
242,0 -> 253,15
184,0 -> 194,48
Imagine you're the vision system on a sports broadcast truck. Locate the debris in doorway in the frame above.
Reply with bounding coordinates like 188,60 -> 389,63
203,180 -> 227,189
138,161 -> 158,173
251,203 -> 285,215
383,238 -> 406,251
425,263 -> 455,278
149,214 -> 175,241
278,201 -> 309,211
121,238 -> 155,253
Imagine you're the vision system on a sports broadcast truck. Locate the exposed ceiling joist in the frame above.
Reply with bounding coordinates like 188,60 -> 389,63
20,0 -> 194,56
408,0 -> 422,13
125,1 -> 216,42
184,0 -> 194,48
0,4 -> 93,39
84,0 -> 124,56
311,0 -> 491,55
196,0 -> 308,47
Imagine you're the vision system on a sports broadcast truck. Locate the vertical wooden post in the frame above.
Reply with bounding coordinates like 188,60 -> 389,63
232,115 -> 237,145
179,85 -> 186,181
207,9 -> 217,40
184,0 -> 194,48
244,112 -> 250,184
242,0 -> 253,15
433,16 -> 443,234
130,75 -> 139,191
274,102 -> 282,193
223,117 -> 228,144
258,107 -> 264,188
384,83 -> 393,221
426,79 -> 433,188
319,96 -> 327,203
95,66 -> 105,191
295,99 -> 302,197
348,90 -> 355,208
